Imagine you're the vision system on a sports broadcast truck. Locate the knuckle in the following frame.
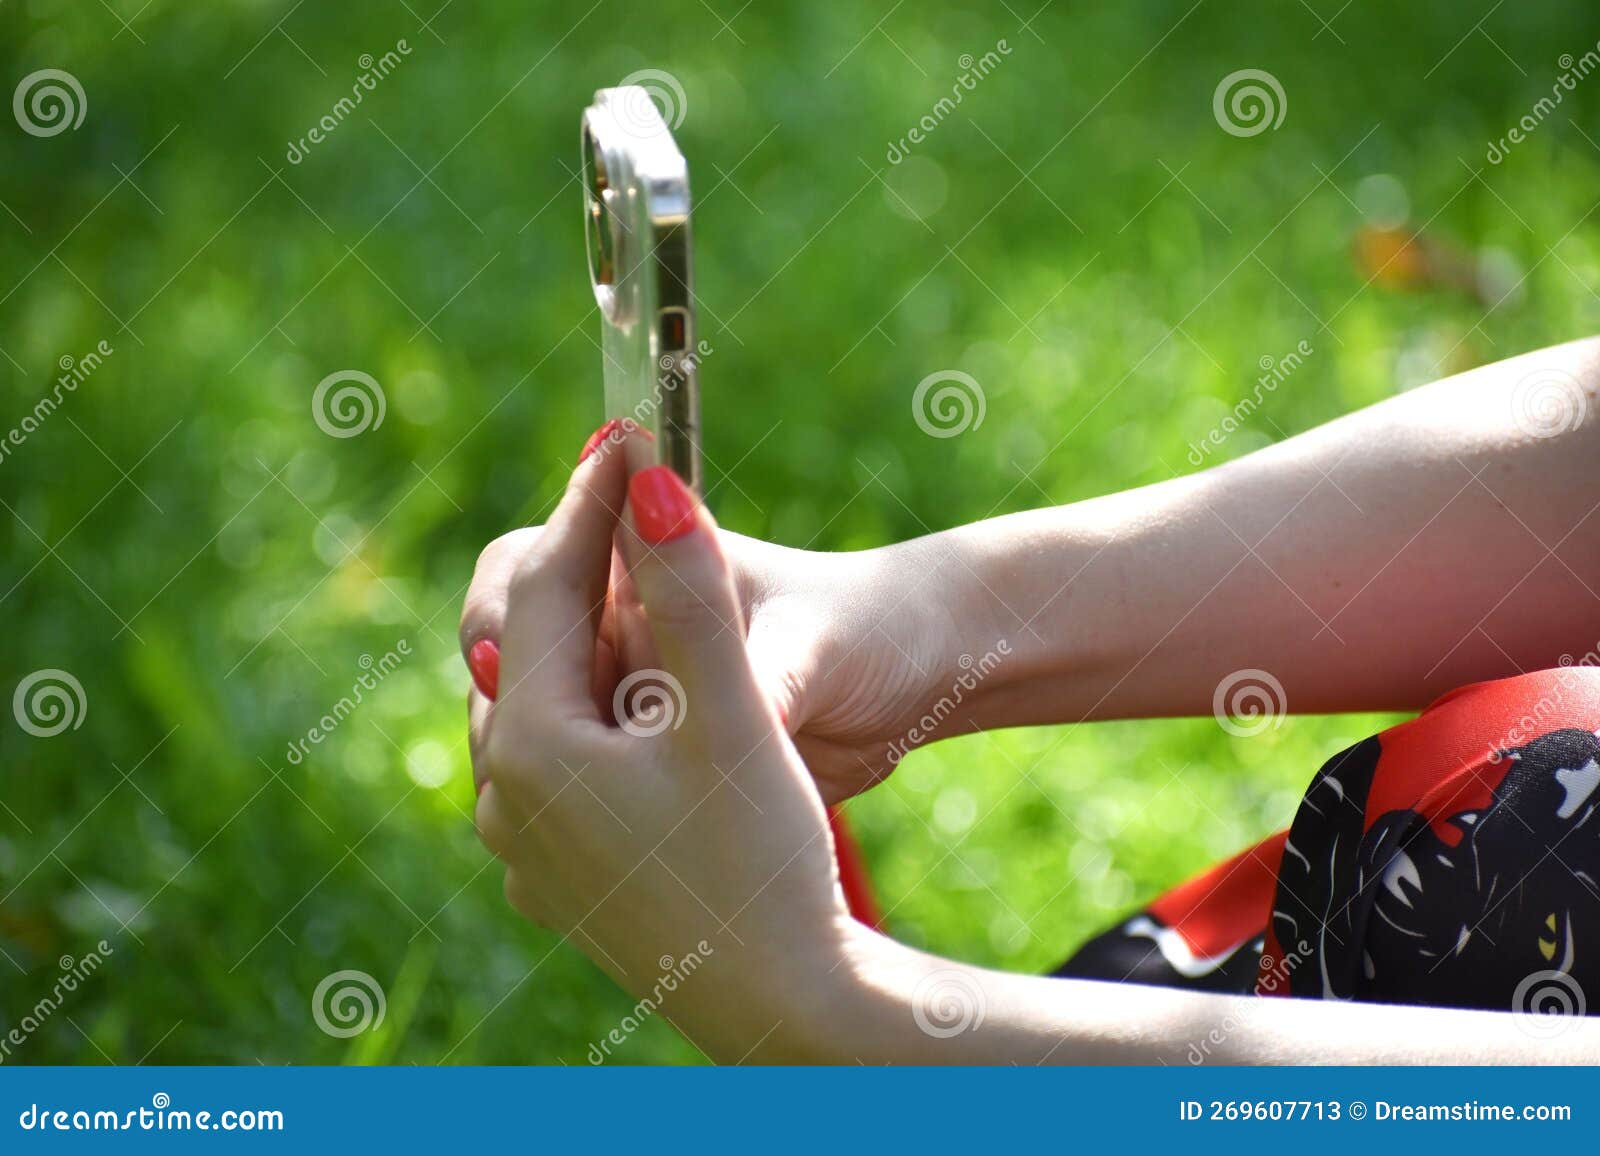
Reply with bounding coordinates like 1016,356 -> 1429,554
641,573 -> 730,635
506,540 -> 564,606
477,526 -> 542,573
504,567 -> 543,611
482,724 -> 535,779
482,722 -> 580,807
503,869 -> 548,925
467,679 -> 491,726
458,592 -> 496,655
474,793 -> 517,859
460,527 -> 543,652
563,468 -> 596,505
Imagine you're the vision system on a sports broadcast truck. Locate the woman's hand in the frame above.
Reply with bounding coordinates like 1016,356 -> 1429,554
460,452 -> 976,804
471,336 -> 1600,806
465,452 -> 1600,1069
468,441 -> 854,1058
737,536 -> 972,802
463,415 -> 1600,1067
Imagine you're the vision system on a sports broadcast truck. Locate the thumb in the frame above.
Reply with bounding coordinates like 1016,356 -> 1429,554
616,466 -> 776,745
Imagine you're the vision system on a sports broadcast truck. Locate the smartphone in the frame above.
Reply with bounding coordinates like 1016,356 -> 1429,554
581,85 -> 702,492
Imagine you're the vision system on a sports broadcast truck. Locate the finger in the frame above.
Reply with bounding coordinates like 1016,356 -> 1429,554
460,527 -> 542,661
468,687 -> 492,795
503,867 -> 550,928
591,592 -> 623,720
608,544 -> 659,683
615,465 -> 773,740
475,544 -> 631,709
474,781 -> 522,862
467,638 -> 500,700
497,436 -> 629,719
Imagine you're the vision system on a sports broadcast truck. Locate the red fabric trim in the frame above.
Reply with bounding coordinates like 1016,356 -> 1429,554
829,808 -> 882,928
1148,829 -> 1287,959
1366,668 -> 1600,846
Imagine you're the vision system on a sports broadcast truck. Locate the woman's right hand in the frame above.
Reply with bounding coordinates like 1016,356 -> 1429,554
461,507 -> 983,804
718,532 -> 976,803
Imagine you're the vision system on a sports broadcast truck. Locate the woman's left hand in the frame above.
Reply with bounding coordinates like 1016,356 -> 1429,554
469,441 -> 852,1058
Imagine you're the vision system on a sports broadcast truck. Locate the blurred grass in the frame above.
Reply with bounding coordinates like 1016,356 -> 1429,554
2,0 -> 1599,1063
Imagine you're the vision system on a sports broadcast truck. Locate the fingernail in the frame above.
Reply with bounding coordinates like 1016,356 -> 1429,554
629,465 -> 697,544
468,638 -> 500,700
578,418 -> 623,464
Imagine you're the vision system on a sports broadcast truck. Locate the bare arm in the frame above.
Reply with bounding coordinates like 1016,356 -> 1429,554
747,920 -> 1600,1064
463,340 -> 1600,802
901,337 -> 1600,728
470,430 -> 1600,1066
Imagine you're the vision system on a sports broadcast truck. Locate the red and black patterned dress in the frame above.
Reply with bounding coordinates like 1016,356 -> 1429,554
1055,667 -> 1600,1014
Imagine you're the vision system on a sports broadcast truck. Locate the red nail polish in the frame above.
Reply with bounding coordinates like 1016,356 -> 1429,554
468,638 -> 500,700
578,418 -> 623,464
629,466 -> 697,544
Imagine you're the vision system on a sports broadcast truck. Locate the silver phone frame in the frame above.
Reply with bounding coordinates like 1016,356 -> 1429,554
581,87 -> 702,492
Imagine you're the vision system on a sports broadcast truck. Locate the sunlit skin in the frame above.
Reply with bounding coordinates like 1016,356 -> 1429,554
462,337 -> 1600,1063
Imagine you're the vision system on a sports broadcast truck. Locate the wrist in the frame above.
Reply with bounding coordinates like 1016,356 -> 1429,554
899,513 -> 1117,729
749,918 -> 1019,1065
910,483 -> 1204,728
669,910 -> 866,1064
734,914 -> 906,1063
862,532 -> 999,673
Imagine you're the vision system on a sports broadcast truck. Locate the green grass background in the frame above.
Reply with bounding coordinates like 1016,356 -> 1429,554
3,0 -> 1598,1063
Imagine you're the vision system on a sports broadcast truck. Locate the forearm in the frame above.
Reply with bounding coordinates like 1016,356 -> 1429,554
918,337 -> 1600,723
741,925 -> 1600,1064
